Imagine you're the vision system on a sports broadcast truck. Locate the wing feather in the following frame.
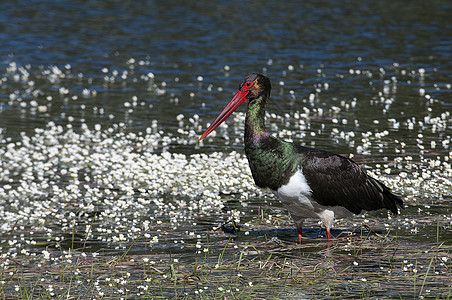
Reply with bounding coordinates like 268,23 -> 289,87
297,146 -> 403,214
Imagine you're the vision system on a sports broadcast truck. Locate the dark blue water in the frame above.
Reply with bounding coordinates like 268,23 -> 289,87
1,1 -> 451,152
2,1 -> 451,65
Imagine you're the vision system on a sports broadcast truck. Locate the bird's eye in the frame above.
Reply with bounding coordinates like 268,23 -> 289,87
243,81 -> 253,91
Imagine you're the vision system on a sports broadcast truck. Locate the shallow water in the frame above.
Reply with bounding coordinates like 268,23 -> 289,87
0,0 -> 451,298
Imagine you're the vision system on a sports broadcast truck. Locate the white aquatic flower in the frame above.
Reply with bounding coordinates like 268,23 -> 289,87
42,250 -> 50,260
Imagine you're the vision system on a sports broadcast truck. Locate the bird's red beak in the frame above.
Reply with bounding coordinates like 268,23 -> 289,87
200,90 -> 248,140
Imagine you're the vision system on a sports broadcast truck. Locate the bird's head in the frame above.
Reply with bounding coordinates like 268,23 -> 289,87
200,73 -> 270,140
238,73 -> 270,100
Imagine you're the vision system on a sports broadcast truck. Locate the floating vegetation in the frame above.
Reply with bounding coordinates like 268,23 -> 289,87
1,225 -> 451,298
0,60 -> 451,298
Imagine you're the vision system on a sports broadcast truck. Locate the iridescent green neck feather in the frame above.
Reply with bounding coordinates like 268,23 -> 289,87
244,94 -> 269,142
244,95 -> 301,190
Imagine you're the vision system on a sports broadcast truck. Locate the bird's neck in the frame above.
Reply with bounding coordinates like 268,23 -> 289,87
244,95 -> 270,145
243,95 -> 301,190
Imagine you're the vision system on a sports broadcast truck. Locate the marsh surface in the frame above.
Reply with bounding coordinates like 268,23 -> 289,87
0,0 -> 451,298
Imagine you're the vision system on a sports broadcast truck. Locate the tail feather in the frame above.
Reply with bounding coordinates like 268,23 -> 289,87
369,177 -> 403,214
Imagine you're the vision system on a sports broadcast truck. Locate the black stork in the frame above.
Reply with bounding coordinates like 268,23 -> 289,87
200,73 -> 403,242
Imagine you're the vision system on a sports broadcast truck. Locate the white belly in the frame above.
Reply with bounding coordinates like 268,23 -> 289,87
273,169 -> 353,228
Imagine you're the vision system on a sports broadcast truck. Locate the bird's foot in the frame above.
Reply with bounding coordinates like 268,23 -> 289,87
297,233 -> 303,244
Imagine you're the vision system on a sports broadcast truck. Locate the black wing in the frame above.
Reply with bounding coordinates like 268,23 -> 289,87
297,146 -> 403,215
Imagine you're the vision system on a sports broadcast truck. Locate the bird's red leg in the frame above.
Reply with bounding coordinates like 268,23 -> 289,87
325,228 -> 332,248
297,225 -> 303,243
326,228 -> 332,240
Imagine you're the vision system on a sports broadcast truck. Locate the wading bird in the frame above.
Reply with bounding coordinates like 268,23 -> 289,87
200,73 -> 403,242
